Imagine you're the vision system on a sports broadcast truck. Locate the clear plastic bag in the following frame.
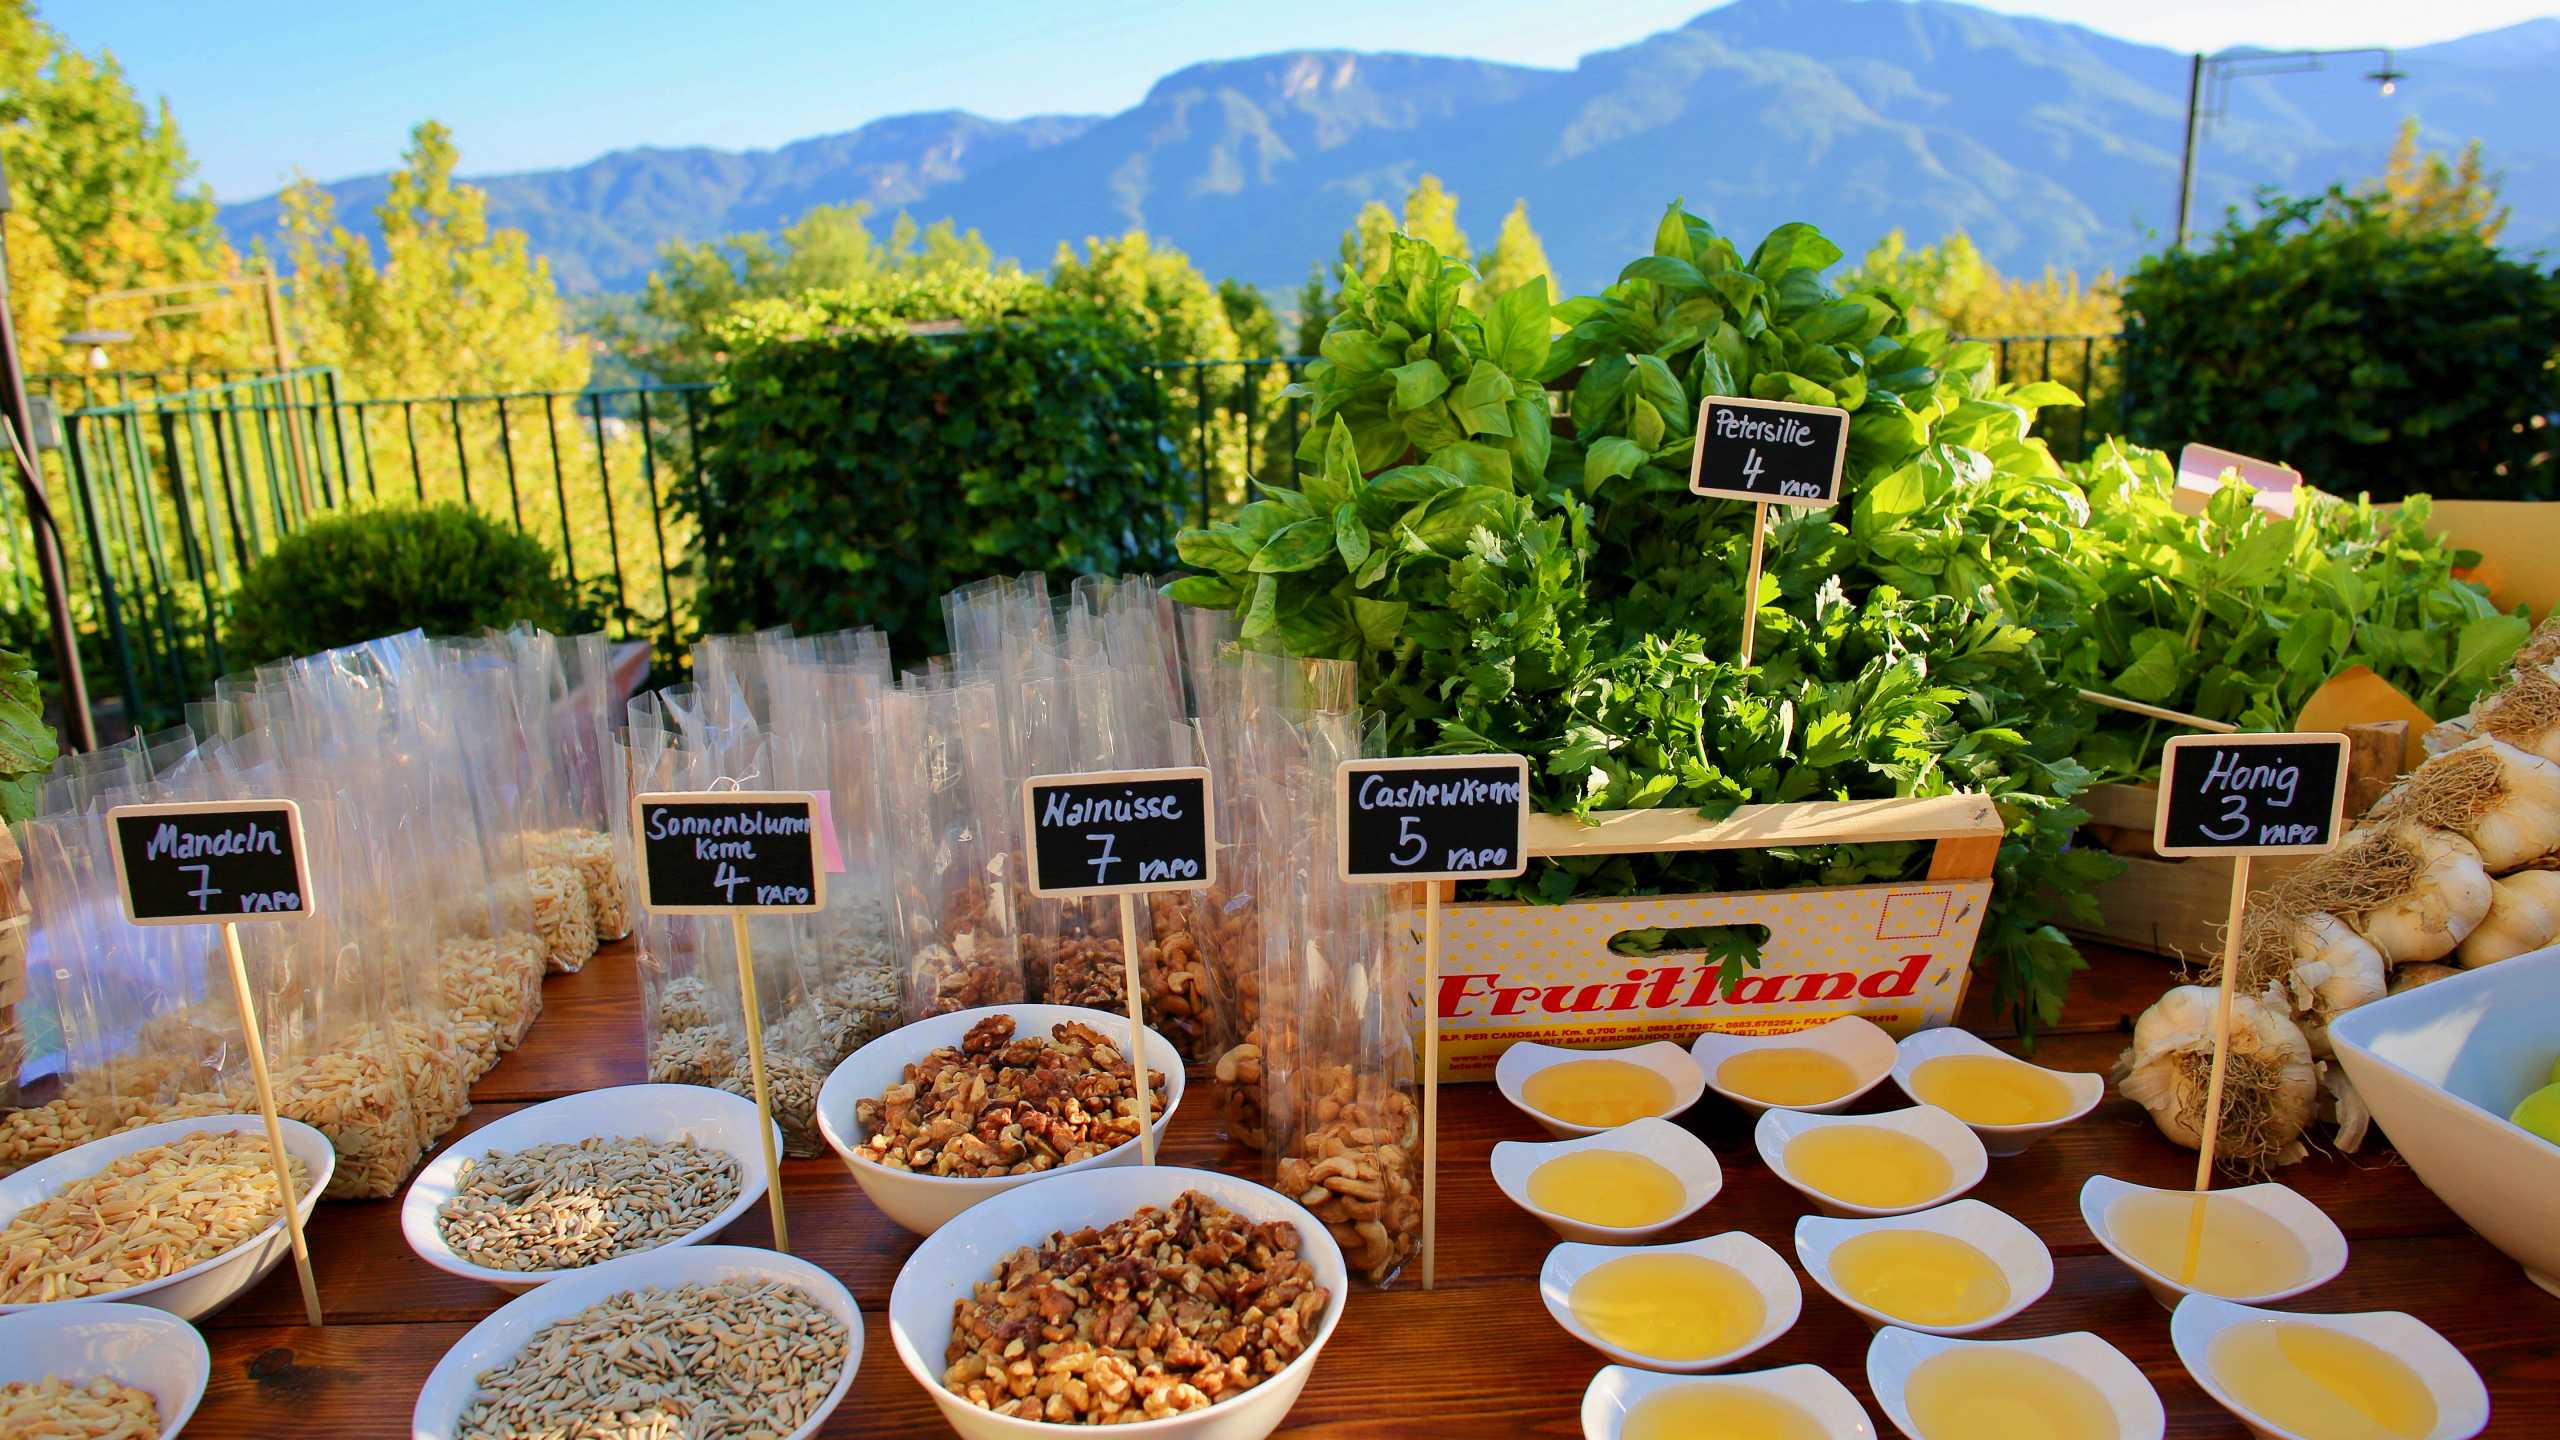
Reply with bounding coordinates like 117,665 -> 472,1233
877,673 -> 1022,1020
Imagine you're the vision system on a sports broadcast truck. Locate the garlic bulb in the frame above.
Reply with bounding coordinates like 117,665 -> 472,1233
2389,962 -> 2463,994
2332,824 -> 2493,965
2117,983 -> 2320,1170
2282,913 -> 2385,1057
2422,712 -> 2476,758
2321,1064 -> 2372,1153
2455,869 -> 2560,968
2378,738 -> 2560,873
2477,660 -> 2560,767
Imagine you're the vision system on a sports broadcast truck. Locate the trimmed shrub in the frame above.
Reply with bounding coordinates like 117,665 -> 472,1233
682,289 -> 1181,659
2121,191 -> 2560,500
225,503 -> 585,663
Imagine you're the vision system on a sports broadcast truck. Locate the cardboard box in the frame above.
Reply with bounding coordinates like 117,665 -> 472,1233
1406,795 -> 2002,1081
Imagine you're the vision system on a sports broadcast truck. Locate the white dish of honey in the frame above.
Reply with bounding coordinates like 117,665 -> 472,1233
2169,1295 -> 2489,1440
1497,1041 -> 1706,1139
1754,1105 -> 1987,1218
1490,1117 -> 1723,1244
1691,1016 -> 1899,1116
1795,1199 -> 2053,1335
2079,1176 -> 2348,1310
1865,1327 -> 2165,1440
1539,1232 -> 1802,1373
1581,1362 -> 1877,1439
1889,1027 -> 2102,1155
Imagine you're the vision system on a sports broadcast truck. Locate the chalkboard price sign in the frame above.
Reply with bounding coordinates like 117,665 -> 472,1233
2154,733 -> 2352,857
1688,396 -> 1850,507
107,799 -> 313,926
632,790 -> 827,914
1337,755 -> 1530,884
1023,767 -> 1215,898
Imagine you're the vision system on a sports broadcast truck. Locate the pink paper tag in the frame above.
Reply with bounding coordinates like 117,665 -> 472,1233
809,789 -> 847,874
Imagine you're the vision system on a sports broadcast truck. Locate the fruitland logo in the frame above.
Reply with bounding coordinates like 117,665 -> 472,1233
1435,954 -> 1932,1020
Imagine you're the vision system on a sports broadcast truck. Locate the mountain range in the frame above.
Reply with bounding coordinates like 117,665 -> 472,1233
216,0 -> 2560,298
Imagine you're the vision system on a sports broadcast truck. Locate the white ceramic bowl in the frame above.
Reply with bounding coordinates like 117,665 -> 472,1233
1889,1027 -> 2103,1155
1495,1041 -> 1704,1139
1538,1232 -> 1801,1373
888,1165 -> 1347,1440
2330,944 -> 2560,1296
400,1083 -> 780,1293
1692,1016 -> 1898,1116
817,1003 -> 1186,1235
2077,1175 -> 2347,1310
1489,1117 -> 1724,1244
2169,1295 -> 2490,1440
1794,1198 -> 2053,1335
1866,1327 -> 2165,1440
0,1113 -> 334,1321
0,1302 -> 209,1437
1753,1106 -> 1986,1218
413,1243 -> 860,1440
1581,1362 -> 1876,1439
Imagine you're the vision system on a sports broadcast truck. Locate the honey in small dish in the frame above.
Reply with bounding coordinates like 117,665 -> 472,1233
1568,1251 -> 1764,1363
1716,1047 -> 1861,1107
1906,1053 -> 2078,1126
1827,1228 -> 2009,1327
1783,1125 -> 1951,1209
1622,1385 -> 1826,1440
2106,1188 -> 2310,1296
2208,1321 -> 2437,1440
1903,1346 -> 2116,1440
1524,1149 -> 1686,1228
1520,1057 -> 1675,1129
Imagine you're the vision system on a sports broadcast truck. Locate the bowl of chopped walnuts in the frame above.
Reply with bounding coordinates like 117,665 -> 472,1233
398,1082 -> 780,1293
817,1004 -> 1185,1236
888,1165 -> 1347,1438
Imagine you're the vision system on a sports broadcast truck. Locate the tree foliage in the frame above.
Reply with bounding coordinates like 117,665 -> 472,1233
2368,117 -> 2507,242
277,121 -> 587,398
1844,229 -> 2118,339
1479,199 -> 1559,307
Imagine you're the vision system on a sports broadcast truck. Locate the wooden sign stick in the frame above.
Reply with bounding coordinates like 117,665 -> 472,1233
219,919 -> 321,1328
2181,853 -> 2253,1283
1739,500 -> 1770,667
1118,892 -> 1156,1168
1421,881 -> 1442,1291
730,914 -> 790,1252
2077,688 -> 2240,734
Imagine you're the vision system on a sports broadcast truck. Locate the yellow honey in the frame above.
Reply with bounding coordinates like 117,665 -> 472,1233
2105,1188 -> 2310,1296
1520,1057 -> 1675,1129
1716,1047 -> 1861,1107
1622,1386 -> 1826,1440
1568,1251 -> 1764,1363
1782,1125 -> 1952,1210
1524,1149 -> 1686,1229
1904,1346 -> 2117,1440
1906,1053 -> 2078,1126
1827,1227 -> 2010,1327
2209,1321 -> 2438,1440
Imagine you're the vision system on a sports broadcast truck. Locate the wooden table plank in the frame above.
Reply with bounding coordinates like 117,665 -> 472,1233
183,936 -> 2553,1436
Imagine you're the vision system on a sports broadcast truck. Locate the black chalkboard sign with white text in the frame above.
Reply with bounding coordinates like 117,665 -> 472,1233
632,790 -> 827,914
1023,767 -> 1215,898
108,800 -> 313,926
1689,396 -> 1850,506
2154,733 -> 2352,857
1337,755 -> 1531,884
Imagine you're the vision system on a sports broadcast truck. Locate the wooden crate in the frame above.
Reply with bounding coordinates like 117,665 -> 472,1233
1409,794 -> 2005,1081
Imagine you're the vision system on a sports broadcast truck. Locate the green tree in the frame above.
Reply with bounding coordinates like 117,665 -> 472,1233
1217,279 -> 1279,357
1291,261 -> 1334,356
2369,117 -> 2507,242
1341,199 -> 1400,284
277,121 -> 587,398
1478,198 -> 1557,303
1400,174 -> 1470,264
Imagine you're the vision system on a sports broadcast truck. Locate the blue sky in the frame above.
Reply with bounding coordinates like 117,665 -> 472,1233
55,0 -> 2558,201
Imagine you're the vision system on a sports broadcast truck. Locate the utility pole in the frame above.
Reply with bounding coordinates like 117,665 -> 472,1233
0,155 -> 96,751
2175,52 -> 2204,250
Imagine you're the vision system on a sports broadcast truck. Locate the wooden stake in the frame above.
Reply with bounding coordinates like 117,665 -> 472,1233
731,914 -> 789,1252
2078,688 -> 2240,734
1739,500 -> 1770,667
1421,882 -> 1442,1291
2182,852 -> 2253,1284
1119,892 -> 1156,1168
220,920 -> 321,1328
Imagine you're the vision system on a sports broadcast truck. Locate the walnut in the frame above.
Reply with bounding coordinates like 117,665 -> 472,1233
851,1015 -> 1168,1178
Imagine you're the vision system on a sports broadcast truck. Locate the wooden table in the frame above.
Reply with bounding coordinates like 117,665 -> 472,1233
179,942 -> 2556,1437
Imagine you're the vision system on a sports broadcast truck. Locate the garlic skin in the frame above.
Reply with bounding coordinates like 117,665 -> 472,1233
2448,740 -> 2560,872
2455,869 -> 2560,968
2321,1064 -> 2372,1153
2118,983 -> 2319,1168
2282,913 -> 2385,1058
2422,712 -> 2476,758
2389,962 -> 2463,994
2350,826 -> 2494,965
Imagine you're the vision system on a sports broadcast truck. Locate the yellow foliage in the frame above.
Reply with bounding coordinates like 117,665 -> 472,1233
1845,229 -> 2119,339
2369,117 -> 2507,242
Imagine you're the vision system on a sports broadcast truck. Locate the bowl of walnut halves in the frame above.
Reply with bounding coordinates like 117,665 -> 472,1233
888,1165 -> 1347,1439
817,1005 -> 1186,1236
